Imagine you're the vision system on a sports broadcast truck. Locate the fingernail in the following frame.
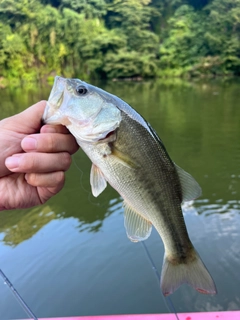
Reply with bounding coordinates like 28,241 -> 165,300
22,137 -> 37,151
5,156 -> 21,169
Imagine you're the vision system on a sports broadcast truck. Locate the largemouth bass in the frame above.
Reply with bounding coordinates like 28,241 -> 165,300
43,76 -> 216,296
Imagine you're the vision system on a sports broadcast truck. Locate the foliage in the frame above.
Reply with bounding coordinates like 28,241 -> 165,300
158,5 -> 207,77
0,0 -> 240,83
204,0 -> 240,75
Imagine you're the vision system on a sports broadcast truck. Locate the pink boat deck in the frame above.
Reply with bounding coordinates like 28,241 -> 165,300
22,311 -> 240,320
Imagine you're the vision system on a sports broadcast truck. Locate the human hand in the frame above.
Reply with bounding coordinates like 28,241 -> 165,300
0,100 -> 79,210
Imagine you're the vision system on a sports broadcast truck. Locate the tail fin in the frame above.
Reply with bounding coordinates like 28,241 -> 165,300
160,250 -> 217,296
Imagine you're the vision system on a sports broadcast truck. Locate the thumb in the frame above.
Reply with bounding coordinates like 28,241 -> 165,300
5,100 -> 47,134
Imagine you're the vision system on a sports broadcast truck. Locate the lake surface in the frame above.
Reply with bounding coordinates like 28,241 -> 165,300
0,79 -> 240,319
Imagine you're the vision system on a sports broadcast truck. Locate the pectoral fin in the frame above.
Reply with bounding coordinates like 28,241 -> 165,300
90,164 -> 107,197
175,164 -> 202,202
111,147 -> 139,169
123,202 -> 152,242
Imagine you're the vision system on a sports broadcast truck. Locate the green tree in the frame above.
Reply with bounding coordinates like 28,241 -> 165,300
204,0 -> 240,75
104,0 -> 159,77
61,0 -> 107,18
158,5 -> 207,76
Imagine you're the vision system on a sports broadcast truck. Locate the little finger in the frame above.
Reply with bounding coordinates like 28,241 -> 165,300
25,171 -> 65,188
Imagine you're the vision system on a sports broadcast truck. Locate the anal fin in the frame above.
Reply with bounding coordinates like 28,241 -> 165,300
123,201 -> 152,242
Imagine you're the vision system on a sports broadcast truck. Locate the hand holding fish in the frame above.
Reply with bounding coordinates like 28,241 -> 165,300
0,100 -> 79,211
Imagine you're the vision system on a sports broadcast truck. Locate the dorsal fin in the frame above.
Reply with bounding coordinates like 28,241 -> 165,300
175,164 -> 202,202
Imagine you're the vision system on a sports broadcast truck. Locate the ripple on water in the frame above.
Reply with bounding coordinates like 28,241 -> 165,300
187,198 -> 240,217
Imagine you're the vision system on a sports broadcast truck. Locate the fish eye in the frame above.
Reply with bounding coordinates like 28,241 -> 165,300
76,85 -> 88,96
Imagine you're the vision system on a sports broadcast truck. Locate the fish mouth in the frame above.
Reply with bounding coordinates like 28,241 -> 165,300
42,103 -> 51,123
42,102 -> 60,124
43,104 -> 72,126
42,76 -> 66,124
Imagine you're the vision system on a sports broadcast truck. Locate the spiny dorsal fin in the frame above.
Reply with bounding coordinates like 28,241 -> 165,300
90,164 -> 107,197
175,164 -> 202,202
123,202 -> 152,242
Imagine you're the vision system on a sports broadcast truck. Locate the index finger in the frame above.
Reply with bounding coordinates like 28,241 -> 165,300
21,132 -> 79,154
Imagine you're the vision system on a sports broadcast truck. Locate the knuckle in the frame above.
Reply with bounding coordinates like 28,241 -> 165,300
70,138 -> 79,154
44,134 -> 56,151
61,152 -> 72,170
25,173 -> 36,185
54,171 -> 65,184
21,154 -> 36,171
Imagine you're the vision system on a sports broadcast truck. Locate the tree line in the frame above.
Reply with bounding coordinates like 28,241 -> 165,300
0,0 -> 240,84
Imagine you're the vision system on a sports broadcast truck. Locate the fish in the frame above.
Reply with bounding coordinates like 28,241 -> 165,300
43,76 -> 217,296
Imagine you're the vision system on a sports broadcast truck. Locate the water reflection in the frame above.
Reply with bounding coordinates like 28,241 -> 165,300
196,199 -> 240,216
0,206 -> 56,246
0,189 -> 121,246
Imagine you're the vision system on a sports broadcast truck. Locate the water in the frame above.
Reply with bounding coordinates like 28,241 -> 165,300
0,79 -> 240,318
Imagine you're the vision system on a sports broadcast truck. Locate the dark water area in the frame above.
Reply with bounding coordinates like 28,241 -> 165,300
0,79 -> 240,318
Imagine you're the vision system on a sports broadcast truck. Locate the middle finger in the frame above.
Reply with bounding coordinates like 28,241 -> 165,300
21,132 -> 79,154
